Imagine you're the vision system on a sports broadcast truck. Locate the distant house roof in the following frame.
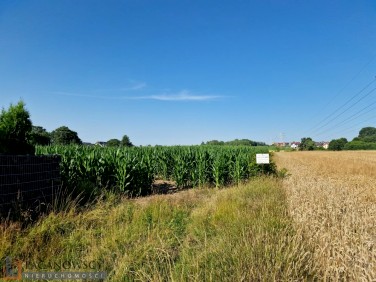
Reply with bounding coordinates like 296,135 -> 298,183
273,142 -> 288,147
95,141 -> 107,147
315,141 -> 329,147
83,142 -> 93,146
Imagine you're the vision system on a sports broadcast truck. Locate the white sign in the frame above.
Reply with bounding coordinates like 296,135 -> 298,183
256,153 -> 269,164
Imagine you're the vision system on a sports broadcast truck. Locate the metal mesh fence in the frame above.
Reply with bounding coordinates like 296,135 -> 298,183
0,155 -> 61,213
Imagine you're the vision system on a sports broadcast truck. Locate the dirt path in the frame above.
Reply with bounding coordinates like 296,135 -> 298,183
274,151 -> 376,281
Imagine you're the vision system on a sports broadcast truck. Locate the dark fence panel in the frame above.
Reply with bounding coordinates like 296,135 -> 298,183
0,155 -> 61,214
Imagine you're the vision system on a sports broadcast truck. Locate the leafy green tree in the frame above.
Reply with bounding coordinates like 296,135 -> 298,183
29,126 -> 51,146
204,140 -> 225,145
0,101 -> 34,154
328,138 -> 348,151
202,139 -> 266,146
361,135 -> 376,143
358,127 -> 376,139
344,141 -> 376,150
107,138 -> 121,147
346,127 -> 376,149
226,139 -> 266,146
299,137 -> 316,151
51,126 -> 82,145
121,135 -> 133,147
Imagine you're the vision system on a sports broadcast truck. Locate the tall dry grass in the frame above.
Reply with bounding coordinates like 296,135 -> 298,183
0,178 -> 316,281
274,151 -> 376,281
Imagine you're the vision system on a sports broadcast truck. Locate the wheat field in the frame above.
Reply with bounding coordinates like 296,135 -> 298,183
274,151 -> 376,281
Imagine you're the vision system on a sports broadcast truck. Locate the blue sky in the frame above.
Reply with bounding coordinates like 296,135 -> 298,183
1,0 -> 376,145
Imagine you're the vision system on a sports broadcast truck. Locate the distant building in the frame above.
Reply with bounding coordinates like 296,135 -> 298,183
290,142 -> 301,150
95,141 -> 107,147
315,141 -> 330,149
83,142 -> 93,146
273,142 -> 288,147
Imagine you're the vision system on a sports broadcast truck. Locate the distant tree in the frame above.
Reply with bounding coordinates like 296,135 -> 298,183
202,139 -> 266,146
299,137 -> 316,151
120,135 -> 133,147
51,126 -> 82,145
361,135 -> 376,143
344,140 -> 376,150
226,139 -> 267,146
339,126 -> 376,150
29,126 -> 51,146
0,101 -> 35,154
346,126 -> 376,148
204,140 -> 225,145
107,138 -> 121,147
358,127 -> 376,139
328,138 -> 348,151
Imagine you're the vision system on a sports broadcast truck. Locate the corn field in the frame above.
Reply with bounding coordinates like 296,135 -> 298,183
36,145 -> 275,196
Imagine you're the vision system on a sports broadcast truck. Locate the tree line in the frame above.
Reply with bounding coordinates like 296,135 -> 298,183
3,100 -> 375,155
328,127 -> 376,150
298,127 -> 376,151
202,139 -> 267,146
0,101 -> 133,155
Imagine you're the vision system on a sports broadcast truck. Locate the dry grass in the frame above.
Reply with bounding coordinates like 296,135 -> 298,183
274,151 -> 376,281
0,178 -> 316,281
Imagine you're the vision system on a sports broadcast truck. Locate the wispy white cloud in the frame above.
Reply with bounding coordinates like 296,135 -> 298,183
128,82 -> 147,90
134,90 -> 222,101
48,89 -> 223,102
90,81 -> 147,92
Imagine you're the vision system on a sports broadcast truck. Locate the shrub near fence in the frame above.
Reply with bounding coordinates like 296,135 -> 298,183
0,155 -> 61,215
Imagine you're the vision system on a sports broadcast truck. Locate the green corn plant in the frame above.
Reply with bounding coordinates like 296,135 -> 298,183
35,144 -> 271,196
211,151 -> 229,188
113,153 -> 133,194
172,152 -> 189,188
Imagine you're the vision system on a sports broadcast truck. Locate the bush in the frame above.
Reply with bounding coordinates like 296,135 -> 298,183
0,101 -> 35,155
328,138 -> 348,151
344,141 -> 376,150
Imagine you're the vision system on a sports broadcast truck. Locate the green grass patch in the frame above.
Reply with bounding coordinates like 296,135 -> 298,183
0,178 -> 315,281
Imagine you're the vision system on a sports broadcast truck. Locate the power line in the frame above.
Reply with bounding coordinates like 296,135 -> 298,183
306,54 -> 376,133
327,114 -> 376,138
313,99 -> 376,137
317,54 -> 376,115
311,81 -> 376,134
